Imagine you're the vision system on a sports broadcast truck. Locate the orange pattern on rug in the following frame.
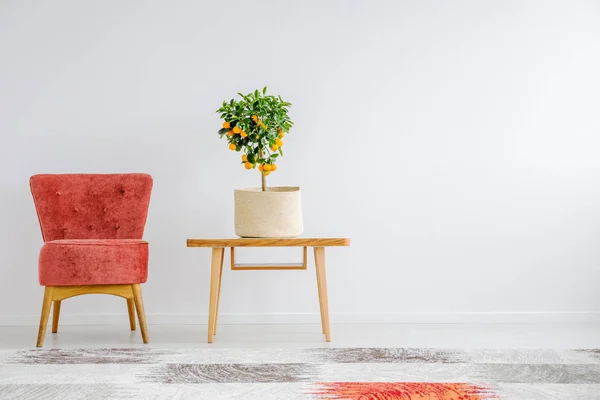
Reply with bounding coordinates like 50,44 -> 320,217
313,382 -> 496,400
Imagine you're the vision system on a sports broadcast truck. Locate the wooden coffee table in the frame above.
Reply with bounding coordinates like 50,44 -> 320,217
186,238 -> 351,343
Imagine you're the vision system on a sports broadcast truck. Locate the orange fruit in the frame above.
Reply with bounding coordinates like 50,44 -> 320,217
223,121 -> 230,129
228,143 -> 236,150
275,138 -> 283,147
244,162 -> 252,170
271,144 -> 279,151
263,170 -> 271,176
255,134 -> 259,139
233,126 -> 241,134
240,130 -> 247,138
278,131 -> 285,138
263,164 -> 271,171
227,130 -> 234,137
242,154 -> 247,162
258,164 -> 264,171
271,164 -> 277,171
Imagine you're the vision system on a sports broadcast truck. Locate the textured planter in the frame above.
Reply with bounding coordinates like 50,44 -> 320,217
234,186 -> 303,238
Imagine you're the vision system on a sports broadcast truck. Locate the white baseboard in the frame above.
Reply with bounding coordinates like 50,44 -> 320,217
1,311 -> 599,326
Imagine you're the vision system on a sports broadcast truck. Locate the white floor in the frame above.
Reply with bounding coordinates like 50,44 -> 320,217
1,323 -> 600,349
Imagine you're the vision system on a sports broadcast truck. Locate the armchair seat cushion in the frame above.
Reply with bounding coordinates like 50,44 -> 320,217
39,239 -> 148,286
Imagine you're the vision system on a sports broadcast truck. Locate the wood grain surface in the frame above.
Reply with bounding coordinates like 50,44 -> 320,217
187,238 -> 350,247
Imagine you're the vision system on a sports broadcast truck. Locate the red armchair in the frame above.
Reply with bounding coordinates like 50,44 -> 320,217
30,174 -> 153,347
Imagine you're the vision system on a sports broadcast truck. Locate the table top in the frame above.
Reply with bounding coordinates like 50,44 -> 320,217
186,237 -> 350,247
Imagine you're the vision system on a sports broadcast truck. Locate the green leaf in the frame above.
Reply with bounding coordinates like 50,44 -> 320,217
270,153 -> 279,158
248,153 -> 255,164
218,128 -> 229,135
279,147 -> 283,156
254,89 -> 259,98
263,86 -> 267,94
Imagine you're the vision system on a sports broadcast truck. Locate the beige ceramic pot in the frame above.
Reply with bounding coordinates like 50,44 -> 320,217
234,186 -> 303,238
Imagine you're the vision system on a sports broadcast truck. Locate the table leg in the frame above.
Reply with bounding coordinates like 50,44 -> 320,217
314,247 -> 331,341
315,255 -> 325,335
213,248 -> 225,334
208,247 -> 223,343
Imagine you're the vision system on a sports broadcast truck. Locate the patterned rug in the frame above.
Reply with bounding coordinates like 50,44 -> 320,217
1,348 -> 600,399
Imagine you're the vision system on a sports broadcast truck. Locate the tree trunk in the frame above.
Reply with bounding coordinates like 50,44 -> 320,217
259,148 -> 266,191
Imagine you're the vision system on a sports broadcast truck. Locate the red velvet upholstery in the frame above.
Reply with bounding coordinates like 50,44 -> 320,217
30,174 -> 153,242
30,174 -> 153,286
39,239 -> 148,286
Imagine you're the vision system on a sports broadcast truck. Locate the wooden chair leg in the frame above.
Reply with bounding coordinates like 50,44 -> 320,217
314,247 -> 331,342
131,284 -> 149,343
51,300 -> 61,333
207,247 -> 223,343
126,299 -> 136,331
213,248 -> 225,335
36,287 -> 54,347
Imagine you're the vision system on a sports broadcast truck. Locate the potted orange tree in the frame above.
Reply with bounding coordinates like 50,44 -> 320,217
217,87 -> 303,238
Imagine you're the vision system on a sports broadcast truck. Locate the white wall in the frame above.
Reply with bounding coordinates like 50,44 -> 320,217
1,0 -> 600,325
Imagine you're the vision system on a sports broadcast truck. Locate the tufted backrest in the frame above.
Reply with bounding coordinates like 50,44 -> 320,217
30,174 -> 153,242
